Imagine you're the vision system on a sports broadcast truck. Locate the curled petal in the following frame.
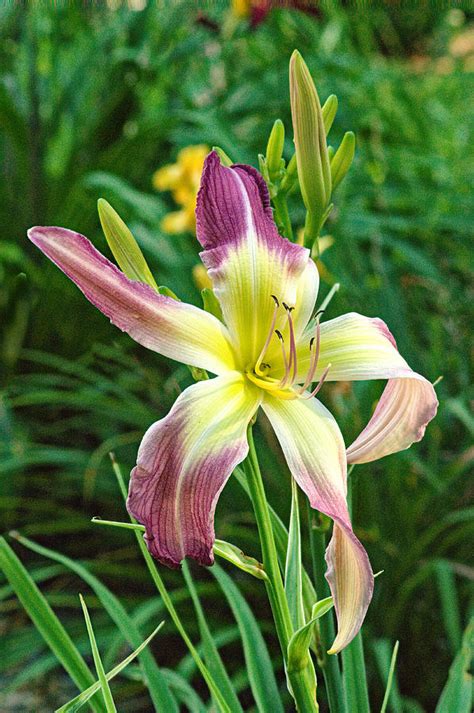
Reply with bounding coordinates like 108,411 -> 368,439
347,377 -> 438,464
28,226 -> 236,375
296,312 -> 438,462
262,394 -> 373,653
196,151 -> 311,366
127,372 -> 261,568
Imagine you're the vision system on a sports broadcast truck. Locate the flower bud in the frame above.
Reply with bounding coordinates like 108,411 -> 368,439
266,118 -> 285,182
212,146 -> 233,167
289,50 -> 331,228
330,131 -> 355,191
97,199 -> 158,290
321,94 -> 338,135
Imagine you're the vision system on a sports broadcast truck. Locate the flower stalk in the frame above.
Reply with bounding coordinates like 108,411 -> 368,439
243,427 -> 318,712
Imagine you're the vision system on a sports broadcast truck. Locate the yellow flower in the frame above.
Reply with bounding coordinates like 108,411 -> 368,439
153,145 -> 209,234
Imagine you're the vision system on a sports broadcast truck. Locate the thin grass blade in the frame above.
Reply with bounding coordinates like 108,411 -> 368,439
12,532 -> 178,712
0,537 -> 105,713
56,622 -> 165,713
79,594 -> 117,712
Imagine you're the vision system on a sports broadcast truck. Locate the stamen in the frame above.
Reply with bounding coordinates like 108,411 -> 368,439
302,363 -> 331,399
297,315 -> 322,394
283,303 -> 297,387
275,330 -> 291,387
255,296 -> 280,375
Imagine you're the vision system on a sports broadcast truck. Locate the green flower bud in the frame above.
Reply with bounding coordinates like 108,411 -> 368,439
212,146 -> 233,166
201,287 -> 223,322
266,118 -> 285,182
97,199 -> 158,290
321,94 -> 338,135
289,50 -> 331,225
330,131 -> 355,191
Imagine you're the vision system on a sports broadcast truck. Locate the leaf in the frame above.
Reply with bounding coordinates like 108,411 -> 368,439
13,532 -> 178,713
287,598 -> 334,674
285,478 -> 305,630
213,539 -> 268,581
211,564 -> 284,713
79,594 -> 117,712
435,618 -> 473,713
0,537 -> 105,713
56,622 -> 165,713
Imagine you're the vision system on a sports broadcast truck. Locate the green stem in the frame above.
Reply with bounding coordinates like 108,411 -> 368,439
304,211 -> 322,252
243,428 -> 318,712
273,192 -> 294,241
342,469 -> 371,713
307,503 -> 347,713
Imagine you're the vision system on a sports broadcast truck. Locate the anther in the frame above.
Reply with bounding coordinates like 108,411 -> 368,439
282,302 -> 294,312
275,329 -> 284,341
271,295 -> 280,307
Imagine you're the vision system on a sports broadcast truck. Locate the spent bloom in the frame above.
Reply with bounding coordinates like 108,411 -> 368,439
28,152 -> 437,653
153,144 -> 208,234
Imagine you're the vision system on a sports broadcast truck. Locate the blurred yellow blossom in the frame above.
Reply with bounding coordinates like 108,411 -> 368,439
192,263 -> 213,291
153,145 -> 208,234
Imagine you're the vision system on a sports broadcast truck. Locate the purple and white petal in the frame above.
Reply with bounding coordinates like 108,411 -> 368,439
295,312 -> 438,462
127,372 -> 261,568
262,393 -> 374,653
28,226 -> 236,375
196,151 -> 311,366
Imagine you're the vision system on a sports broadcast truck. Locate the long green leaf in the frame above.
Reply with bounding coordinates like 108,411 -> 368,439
435,618 -> 473,713
285,478 -> 305,630
79,595 -> 117,712
212,564 -> 284,713
13,532 -> 178,713
0,537 -> 105,713
56,622 -> 165,713
182,562 -> 243,713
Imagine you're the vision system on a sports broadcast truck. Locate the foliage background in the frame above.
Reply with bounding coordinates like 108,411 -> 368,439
1,2 -> 472,711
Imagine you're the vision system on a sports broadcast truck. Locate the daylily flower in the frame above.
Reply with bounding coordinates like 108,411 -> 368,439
153,144 -> 208,234
28,151 -> 437,652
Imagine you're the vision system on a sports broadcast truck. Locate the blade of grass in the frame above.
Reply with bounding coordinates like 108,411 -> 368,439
435,618 -> 473,713
0,536 -> 105,713
372,639 -> 403,713
379,641 -> 400,713
433,559 -> 462,656
211,563 -> 284,713
56,622 -> 165,713
12,532 -> 178,713
182,561 -> 243,713
110,454 -> 234,713
79,594 -> 117,712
